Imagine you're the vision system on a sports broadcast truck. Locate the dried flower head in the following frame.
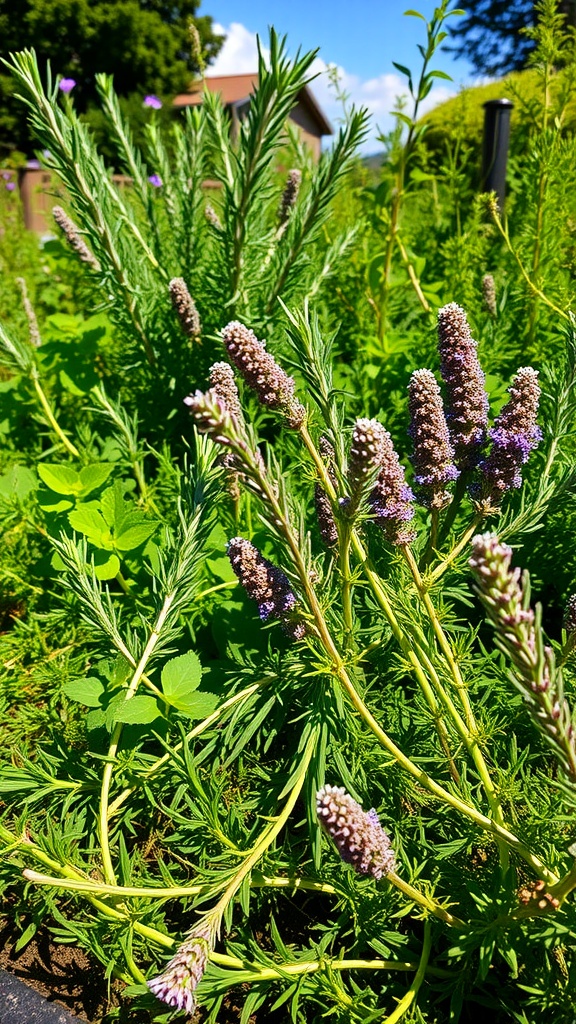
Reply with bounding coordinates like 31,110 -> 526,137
169,277 -> 201,339
205,203 -> 223,231
475,367 -> 541,505
278,168 -> 302,224
228,537 -> 305,637
222,321 -> 305,428
437,303 -> 489,469
52,206 -> 100,270
317,785 -> 395,880
408,369 -> 459,510
148,921 -> 213,1014
482,273 -> 497,317
315,484 -> 338,547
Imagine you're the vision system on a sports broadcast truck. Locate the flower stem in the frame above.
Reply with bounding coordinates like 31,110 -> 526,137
32,372 -> 80,458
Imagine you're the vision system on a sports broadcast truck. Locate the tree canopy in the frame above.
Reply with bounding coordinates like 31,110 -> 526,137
448,0 -> 576,76
0,0 -> 223,157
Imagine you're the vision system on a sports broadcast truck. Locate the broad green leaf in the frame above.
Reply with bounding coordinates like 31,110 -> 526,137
68,503 -> 113,548
62,677 -> 104,707
37,488 -> 74,513
59,368 -> 86,396
0,465 -> 37,500
37,464 -> 80,495
427,69 -> 452,81
111,695 -> 160,725
206,556 -> 237,583
78,464 -> 114,496
161,652 -> 219,718
93,551 -> 120,580
86,709 -> 107,731
114,521 -> 157,552
162,652 -> 203,697
173,691 -> 219,719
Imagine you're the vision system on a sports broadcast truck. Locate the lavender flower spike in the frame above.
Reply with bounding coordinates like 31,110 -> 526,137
169,277 -> 201,339
564,594 -> 576,636
476,366 -> 541,505
437,303 -> 489,469
408,369 -> 459,510
148,921 -> 213,1013
347,418 -> 388,512
209,362 -> 243,424
470,533 -> 576,781
52,206 -> 100,270
228,538 -> 306,638
317,785 -> 395,880
222,321 -> 306,428
370,431 -> 416,546
278,168 -> 302,224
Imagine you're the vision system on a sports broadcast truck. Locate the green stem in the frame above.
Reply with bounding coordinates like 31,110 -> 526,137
430,515 -> 483,583
380,920 -> 431,1024
402,545 -> 509,873
99,593 -> 176,884
489,201 -> 569,324
32,373 -> 80,458
259,424 -> 552,880
107,678 -> 269,818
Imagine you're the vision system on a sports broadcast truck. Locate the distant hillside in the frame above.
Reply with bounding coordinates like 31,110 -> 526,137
420,66 -> 576,155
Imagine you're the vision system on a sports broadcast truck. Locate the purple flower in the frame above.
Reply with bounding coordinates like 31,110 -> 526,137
26,159 -> 41,170
228,537 -> 305,638
347,419 -> 389,514
222,321 -> 305,429
5,182 -> 15,192
278,168 -> 302,224
408,368 -> 459,510
58,78 -> 76,94
437,303 -> 489,469
144,94 -> 162,109
317,785 -> 395,880
148,922 -> 213,1014
369,430 -> 416,545
2,172 -> 11,181
148,173 -> 163,188
475,367 -> 541,505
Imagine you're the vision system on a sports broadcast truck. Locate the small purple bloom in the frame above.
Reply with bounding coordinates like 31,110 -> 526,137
6,182 -> 15,192
475,367 -> 541,506
317,785 -> 395,880
228,537 -> 305,638
144,94 -> 163,109
59,78 -> 76,94
26,159 -> 41,170
148,173 -> 163,188
2,172 -> 11,181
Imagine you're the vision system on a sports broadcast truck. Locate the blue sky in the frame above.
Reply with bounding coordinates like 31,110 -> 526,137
203,1 -> 478,150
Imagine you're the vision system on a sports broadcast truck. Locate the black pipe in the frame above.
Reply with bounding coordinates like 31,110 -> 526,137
481,98 -> 514,209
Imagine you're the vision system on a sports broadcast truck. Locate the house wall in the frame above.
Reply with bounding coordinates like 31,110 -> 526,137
289,102 -> 322,161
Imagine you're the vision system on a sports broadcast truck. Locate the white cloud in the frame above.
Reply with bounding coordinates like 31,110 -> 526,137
208,23 -> 456,153
209,22 -> 266,75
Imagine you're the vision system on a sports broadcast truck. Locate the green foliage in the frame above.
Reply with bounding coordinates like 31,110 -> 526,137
1,7 -> 576,1024
0,0 -> 223,157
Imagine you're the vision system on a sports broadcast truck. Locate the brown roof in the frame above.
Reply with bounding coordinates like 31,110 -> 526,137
174,73 -> 332,135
